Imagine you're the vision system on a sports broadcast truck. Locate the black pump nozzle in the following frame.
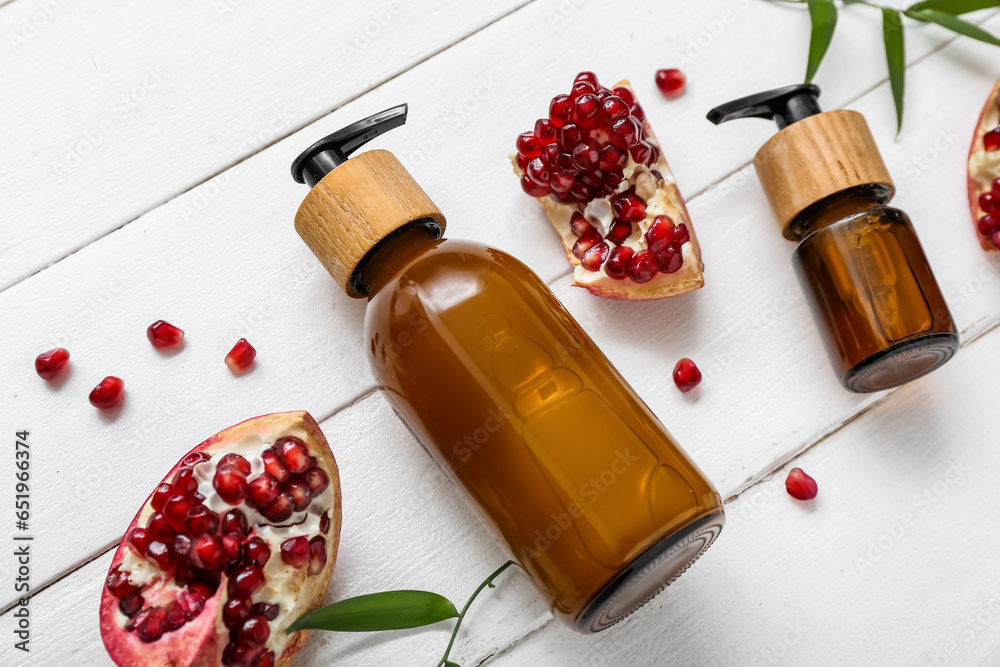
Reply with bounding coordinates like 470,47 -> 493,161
291,104 -> 408,188
707,84 -> 822,131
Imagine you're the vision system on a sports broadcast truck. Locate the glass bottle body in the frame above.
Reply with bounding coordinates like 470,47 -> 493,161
790,191 -> 958,392
361,227 -> 724,632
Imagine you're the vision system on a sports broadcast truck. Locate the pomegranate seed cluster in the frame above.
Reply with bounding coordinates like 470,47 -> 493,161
106,437 -> 332,666
516,71 -> 660,204
977,177 -> 1000,247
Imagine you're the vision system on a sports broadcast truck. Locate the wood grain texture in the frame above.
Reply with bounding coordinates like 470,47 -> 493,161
2,0 -> 1000,664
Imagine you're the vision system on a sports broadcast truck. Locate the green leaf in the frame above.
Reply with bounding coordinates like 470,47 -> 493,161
905,8 -> 1000,46
906,0 -> 999,15
882,7 -> 906,134
287,590 -> 458,634
805,0 -> 838,83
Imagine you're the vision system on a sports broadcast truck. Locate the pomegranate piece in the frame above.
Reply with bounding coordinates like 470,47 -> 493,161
512,73 -> 704,299
967,77 -> 1000,251
100,412 -> 341,667
146,320 -> 184,348
654,68 -> 686,98
785,467 -> 819,501
89,376 -> 125,409
225,338 -> 256,373
672,358 -> 702,393
34,347 -> 69,380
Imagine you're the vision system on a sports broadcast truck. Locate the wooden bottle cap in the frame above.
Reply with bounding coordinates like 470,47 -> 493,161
294,149 -> 446,297
752,110 -> 894,240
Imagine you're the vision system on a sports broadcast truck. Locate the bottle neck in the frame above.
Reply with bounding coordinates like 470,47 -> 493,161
786,184 -> 893,241
354,221 -> 442,298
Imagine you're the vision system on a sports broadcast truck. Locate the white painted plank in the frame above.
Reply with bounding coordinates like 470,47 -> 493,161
0,0 -> 527,290
0,393 -> 550,667
0,0 -> 969,291
3,1 -> 999,602
490,321 -> 1000,666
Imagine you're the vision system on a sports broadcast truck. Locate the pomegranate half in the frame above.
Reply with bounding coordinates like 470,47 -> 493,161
967,75 -> 1000,251
100,411 -> 342,667
513,72 -> 705,300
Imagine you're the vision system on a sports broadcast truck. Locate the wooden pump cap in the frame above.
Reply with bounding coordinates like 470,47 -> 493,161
753,110 -> 894,240
294,149 -> 446,297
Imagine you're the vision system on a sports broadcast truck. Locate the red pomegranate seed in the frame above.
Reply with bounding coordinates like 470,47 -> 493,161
119,590 -> 144,617
542,142 -> 560,165
993,229 -> 1000,248
628,250 -> 659,283
213,464 -> 248,505
992,177 -> 1000,194
229,565 -> 266,598
569,212 -> 594,237
520,174 -> 549,197
244,537 -> 271,568
171,534 -> 193,560
163,600 -> 188,632
253,602 -> 279,621
181,451 -> 210,467
610,117 -> 640,149
674,223 -> 690,246
163,494 -> 195,533
241,615 -> 271,646
534,118 -> 557,144
672,358 -> 702,392
146,320 -> 184,348
262,448 -> 290,483
34,348 -> 69,380
221,534 -> 241,564
221,508 -> 248,537
280,536 -> 310,567
601,96 -> 630,123
571,143 -> 599,171
598,145 -> 627,172
574,71 -> 599,87
572,230 -> 603,260
128,527 -> 151,557
515,153 -> 529,171
147,541 -> 175,572
604,221 -> 630,246
631,141 -> 654,165
146,512 -> 175,542
89,376 -> 125,409
571,94 -> 600,128
979,215 -> 999,236
225,338 -> 256,373
286,475 -> 314,511
655,68 -> 686,98
605,246 -> 634,279
570,80 -> 596,100
549,94 -> 573,128
106,565 -> 137,598
516,132 -> 542,159
985,127 -> 1000,152
248,473 -> 280,507
657,248 -> 684,274
785,467 -> 818,500
218,453 -> 251,476
264,492 -> 294,522
550,171 -> 576,195
190,534 -> 224,570
558,124 -> 583,152
526,157 -> 550,185
645,215 -> 675,253
980,192 -> 1000,214
223,597 -> 252,629
127,608 -> 150,633
275,437 -> 311,474
612,192 -> 646,222
136,606 -> 167,643
177,588 -> 205,619
150,483 -> 172,512
631,104 -> 646,123
170,471 -> 198,500
183,505 -> 219,536
308,536 -> 328,576
612,86 -> 634,106
580,242 -> 609,271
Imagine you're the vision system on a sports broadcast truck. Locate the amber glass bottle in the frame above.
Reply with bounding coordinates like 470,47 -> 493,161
290,106 -> 725,632
709,84 -> 958,392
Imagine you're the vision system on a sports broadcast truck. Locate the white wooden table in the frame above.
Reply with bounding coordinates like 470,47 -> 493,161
3,1 -> 1000,664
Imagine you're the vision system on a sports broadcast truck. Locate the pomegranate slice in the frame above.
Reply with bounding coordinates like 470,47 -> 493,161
100,411 -> 342,667
513,73 -> 704,300
968,76 -> 1000,252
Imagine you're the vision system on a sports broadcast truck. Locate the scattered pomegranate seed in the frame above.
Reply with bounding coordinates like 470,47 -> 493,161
280,536 -> 310,568
655,68 -> 686,98
225,338 -> 256,373
984,127 -> 1000,152
146,320 -> 185,348
672,358 -> 702,393
89,376 -> 125,409
34,348 -> 69,380
785,467 -> 818,501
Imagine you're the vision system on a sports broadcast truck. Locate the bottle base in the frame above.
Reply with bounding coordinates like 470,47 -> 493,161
574,511 -> 725,634
842,332 -> 959,393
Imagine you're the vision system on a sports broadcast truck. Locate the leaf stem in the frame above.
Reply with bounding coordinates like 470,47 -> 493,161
437,560 -> 516,667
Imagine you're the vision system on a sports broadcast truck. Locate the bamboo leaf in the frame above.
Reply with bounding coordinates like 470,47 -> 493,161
805,0 -> 838,82
906,0 -> 999,15
287,590 -> 458,634
905,8 -> 1000,47
881,7 -> 906,134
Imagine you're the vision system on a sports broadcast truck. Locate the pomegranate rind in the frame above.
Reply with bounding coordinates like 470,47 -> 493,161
514,79 -> 705,300
967,76 -> 1000,252
100,411 -> 342,667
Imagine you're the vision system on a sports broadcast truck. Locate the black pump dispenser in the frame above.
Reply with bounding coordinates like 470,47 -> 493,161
706,83 -> 822,130
291,104 -> 408,188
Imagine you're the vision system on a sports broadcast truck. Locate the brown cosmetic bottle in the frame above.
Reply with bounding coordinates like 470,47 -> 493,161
709,85 -> 958,392
289,105 -> 724,632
